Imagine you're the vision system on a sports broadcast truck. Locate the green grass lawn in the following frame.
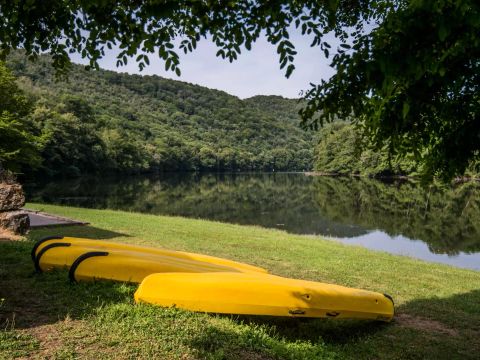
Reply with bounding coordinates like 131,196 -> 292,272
1,203 -> 479,359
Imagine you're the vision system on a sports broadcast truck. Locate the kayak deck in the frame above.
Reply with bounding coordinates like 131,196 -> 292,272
32,236 -> 268,282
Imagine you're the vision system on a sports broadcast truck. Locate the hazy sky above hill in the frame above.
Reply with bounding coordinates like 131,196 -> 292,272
70,30 -> 336,99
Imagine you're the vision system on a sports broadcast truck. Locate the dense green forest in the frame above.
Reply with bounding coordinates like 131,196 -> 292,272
314,122 -> 479,179
2,52 -> 315,177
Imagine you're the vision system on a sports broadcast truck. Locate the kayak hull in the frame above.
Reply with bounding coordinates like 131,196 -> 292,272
135,272 -> 394,321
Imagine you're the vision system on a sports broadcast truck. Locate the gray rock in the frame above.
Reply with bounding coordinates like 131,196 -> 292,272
0,210 -> 30,235
0,183 -> 25,211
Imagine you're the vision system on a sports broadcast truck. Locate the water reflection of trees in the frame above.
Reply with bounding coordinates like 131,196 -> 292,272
311,177 -> 480,255
27,173 -> 367,238
26,173 -> 480,255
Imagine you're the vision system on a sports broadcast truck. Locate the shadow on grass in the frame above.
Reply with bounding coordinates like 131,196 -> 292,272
185,316 -> 383,359
26,225 -> 130,242
218,314 -> 388,344
395,288 -> 480,334
368,289 -> 480,359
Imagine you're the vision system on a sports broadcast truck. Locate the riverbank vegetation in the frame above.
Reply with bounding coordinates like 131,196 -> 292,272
314,122 -> 479,179
1,204 -> 479,359
2,52 -> 315,177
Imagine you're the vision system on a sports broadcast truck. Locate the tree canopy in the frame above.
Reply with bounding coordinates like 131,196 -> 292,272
0,0 -> 478,180
0,62 -> 42,171
301,0 -> 480,181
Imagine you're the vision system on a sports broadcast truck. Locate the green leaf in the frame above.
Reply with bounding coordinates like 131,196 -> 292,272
285,64 -> 295,78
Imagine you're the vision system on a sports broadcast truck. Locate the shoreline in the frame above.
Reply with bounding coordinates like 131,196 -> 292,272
26,203 -> 479,274
304,171 -> 480,183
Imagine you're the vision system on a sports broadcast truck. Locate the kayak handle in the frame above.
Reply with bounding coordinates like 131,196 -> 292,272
34,242 -> 71,273
326,311 -> 340,317
383,293 -> 395,306
289,309 -> 306,315
69,251 -> 109,283
31,235 -> 64,263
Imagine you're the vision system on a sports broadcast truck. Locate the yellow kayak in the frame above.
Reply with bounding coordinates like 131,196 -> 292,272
135,272 -> 395,321
31,236 -> 268,281
37,245 -> 244,283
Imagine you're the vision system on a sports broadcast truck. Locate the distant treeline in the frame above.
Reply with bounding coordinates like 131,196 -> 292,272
4,52 -> 315,178
314,122 -> 479,179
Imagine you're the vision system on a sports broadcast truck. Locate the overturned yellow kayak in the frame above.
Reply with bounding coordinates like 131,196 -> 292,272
31,236 -> 268,281
135,272 -> 394,321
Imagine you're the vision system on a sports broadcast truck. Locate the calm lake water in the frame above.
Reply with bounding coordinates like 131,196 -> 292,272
26,173 -> 480,271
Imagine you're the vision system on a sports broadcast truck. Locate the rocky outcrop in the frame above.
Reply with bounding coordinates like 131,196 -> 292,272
0,183 -> 26,211
0,170 -> 29,235
0,210 -> 30,234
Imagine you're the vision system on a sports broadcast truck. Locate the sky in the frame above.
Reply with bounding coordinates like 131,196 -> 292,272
70,29 -> 336,99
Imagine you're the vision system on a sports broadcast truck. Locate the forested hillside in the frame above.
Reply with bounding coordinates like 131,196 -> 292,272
4,52 -> 315,177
